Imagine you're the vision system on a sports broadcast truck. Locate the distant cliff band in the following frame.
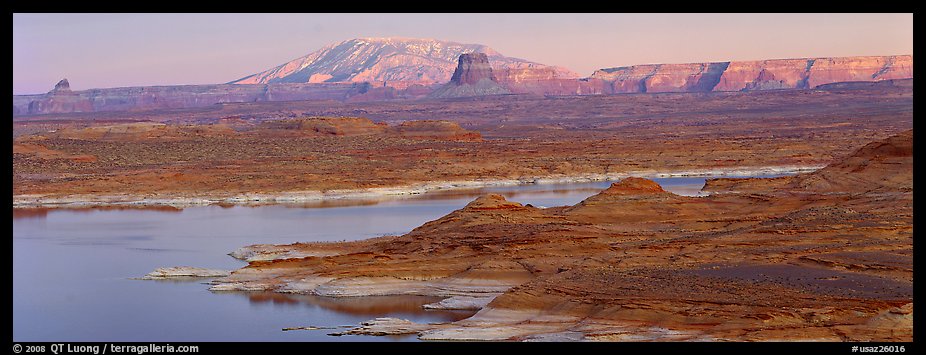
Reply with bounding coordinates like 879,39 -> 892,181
13,54 -> 912,116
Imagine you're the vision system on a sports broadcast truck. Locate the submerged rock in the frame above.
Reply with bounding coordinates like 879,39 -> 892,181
140,266 -> 230,280
333,318 -> 436,336
422,295 -> 496,310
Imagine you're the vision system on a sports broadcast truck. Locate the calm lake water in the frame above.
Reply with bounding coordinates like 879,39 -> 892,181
12,175 -> 783,341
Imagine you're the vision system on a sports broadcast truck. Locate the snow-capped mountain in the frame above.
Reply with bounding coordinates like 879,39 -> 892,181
229,37 -> 579,88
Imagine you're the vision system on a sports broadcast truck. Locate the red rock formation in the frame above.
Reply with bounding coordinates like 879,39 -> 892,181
389,120 -> 483,141
715,59 -> 811,91
497,68 -> 554,83
789,129 -> 912,192
450,53 -> 497,85
12,53 -> 912,116
589,62 -> 727,93
428,53 -> 511,98
807,55 -> 913,88
703,129 -> 913,195
591,55 -> 913,93
52,78 -> 72,93
496,65 -> 614,95
207,131 -> 913,341
502,77 -> 614,96
299,117 -> 388,136
600,177 -> 667,194
19,79 -> 94,114
258,117 -> 388,136
256,117 -> 481,141
462,194 -> 525,210
590,65 -> 653,93
12,81 -> 373,116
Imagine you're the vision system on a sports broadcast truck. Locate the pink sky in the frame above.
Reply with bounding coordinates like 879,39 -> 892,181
12,13 -> 913,95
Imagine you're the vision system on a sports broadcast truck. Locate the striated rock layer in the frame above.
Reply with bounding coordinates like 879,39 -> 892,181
12,81 -> 380,116
210,130 -> 913,341
592,55 -> 912,93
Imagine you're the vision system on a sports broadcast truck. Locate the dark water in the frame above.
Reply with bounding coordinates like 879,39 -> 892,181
12,175 -> 784,341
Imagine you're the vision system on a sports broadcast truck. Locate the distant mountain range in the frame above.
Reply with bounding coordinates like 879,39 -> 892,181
12,37 -> 913,116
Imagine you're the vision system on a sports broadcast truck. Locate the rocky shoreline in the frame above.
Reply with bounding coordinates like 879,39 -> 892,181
178,131 -> 911,341
12,164 -> 822,209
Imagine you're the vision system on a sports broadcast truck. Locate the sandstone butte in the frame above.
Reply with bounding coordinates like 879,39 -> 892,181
207,130 -> 913,341
428,52 -> 512,98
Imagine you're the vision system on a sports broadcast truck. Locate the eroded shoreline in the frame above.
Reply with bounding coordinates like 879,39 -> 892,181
12,164 -> 822,209
186,132 -> 912,341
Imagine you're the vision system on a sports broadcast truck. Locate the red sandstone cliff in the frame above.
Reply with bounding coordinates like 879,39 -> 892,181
592,55 -> 912,93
